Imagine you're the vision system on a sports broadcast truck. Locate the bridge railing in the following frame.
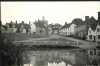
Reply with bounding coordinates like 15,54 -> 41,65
22,41 -> 81,47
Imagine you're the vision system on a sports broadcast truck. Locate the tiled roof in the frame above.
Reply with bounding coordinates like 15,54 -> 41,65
89,21 -> 98,30
60,23 -> 72,29
49,24 -> 61,30
90,24 -> 97,31
75,16 -> 97,28
34,22 -> 46,28
7,22 -> 31,29
20,23 -> 31,29
2,25 -> 7,30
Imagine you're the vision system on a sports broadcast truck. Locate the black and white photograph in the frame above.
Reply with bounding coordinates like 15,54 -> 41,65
1,1 -> 100,66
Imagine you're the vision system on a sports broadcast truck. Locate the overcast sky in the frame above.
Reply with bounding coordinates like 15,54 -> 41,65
1,2 -> 100,25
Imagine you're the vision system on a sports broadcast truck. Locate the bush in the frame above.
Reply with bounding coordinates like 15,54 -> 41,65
1,33 -> 28,66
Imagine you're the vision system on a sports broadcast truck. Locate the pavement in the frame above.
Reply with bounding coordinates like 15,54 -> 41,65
14,34 -> 100,49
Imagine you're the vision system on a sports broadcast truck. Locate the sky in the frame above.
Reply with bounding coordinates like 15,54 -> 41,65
1,1 -> 100,25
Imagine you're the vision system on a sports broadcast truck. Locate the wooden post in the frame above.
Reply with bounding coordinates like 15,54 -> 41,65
34,41 -> 35,44
77,41 -> 78,47
67,41 -> 68,45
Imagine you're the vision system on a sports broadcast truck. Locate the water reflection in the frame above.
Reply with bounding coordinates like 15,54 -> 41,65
23,48 -> 100,66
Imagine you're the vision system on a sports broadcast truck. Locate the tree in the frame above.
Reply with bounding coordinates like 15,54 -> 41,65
71,18 -> 83,26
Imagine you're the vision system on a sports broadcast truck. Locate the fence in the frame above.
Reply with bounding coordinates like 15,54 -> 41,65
22,41 -> 80,47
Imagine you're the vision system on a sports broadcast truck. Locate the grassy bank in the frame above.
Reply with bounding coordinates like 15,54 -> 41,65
4,33 -> 50,41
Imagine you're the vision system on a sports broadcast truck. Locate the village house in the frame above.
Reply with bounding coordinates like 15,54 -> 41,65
86,12 -> 100,42
49,23 -> 62,34
5,20 -> 31,33
75,16 -> 97,39
48,24 -> 52,35
30,16 -> 48,35
59,22 -> 76,36
34,20 -> 47,34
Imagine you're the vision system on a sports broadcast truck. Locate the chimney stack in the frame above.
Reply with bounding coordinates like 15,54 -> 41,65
29,21 -> 31,25
65,22 -> 67,25
10,20 -> 12,23
85,16 -> 89,21
16,20 -> 17,24
22,21 -> 24,24
98,11 -> 100,20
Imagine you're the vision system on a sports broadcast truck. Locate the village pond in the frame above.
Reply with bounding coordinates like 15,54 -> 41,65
22,48 -> 100,66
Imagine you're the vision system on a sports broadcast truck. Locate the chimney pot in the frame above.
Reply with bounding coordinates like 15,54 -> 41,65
98,11 -> 100,20
65,22 -> 67,25
16,20 -> 17,24
85,16 -> 89,21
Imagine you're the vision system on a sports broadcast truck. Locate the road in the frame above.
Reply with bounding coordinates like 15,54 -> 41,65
15,34 -> 100,49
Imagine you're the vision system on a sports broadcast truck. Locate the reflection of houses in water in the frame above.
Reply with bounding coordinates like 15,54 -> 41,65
75,49 -> 90,65
23,49 -> 94,66
86,49 -> 100,65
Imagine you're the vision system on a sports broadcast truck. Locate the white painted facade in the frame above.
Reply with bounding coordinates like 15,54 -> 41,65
87,27 -> 96,41
69,24 -> 76,35
9,28 -> 17,33
48,26 -> 52,35
60,27 -> 70,36
30,23 -> 36,34
96,23 -> 100,41
87,22 -> 100,42
20,29 -> 26,33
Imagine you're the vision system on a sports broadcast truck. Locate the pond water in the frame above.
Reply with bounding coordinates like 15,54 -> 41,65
23,48 -> 100,66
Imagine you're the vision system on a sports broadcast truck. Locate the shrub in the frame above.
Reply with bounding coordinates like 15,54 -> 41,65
1,33 -> 28,66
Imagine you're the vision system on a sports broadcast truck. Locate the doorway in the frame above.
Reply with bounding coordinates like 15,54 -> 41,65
94,36 -> 95,42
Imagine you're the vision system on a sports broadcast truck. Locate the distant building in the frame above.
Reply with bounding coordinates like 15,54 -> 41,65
5,21 -> 31,33
59,22 -> 76,36
34,21 -> 46,34
49,23 -> 62,34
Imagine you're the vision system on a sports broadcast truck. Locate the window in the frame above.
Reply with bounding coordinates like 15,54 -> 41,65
98,51 -> 100,56
97,28 -> 99,32
98,35 -> 100,39
89,35 -> 92,39
98,59 -> 100,63
89,30 -> 91,33
90,51 -> 93,55
11,29 -> 13,32
94,50 -> 96,55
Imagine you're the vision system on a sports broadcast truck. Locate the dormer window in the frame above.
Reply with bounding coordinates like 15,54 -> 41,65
12,25 -> 15,28
21,25 -> 24,28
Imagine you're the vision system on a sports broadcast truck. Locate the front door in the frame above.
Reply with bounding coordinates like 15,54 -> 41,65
94,36 -> 95,42
26,29 -> 28,33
